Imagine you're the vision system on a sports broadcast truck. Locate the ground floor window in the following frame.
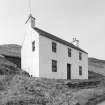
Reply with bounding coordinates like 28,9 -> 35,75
32,40 -> 35,51
79,66 -> 82,76
52,60 -> 57,72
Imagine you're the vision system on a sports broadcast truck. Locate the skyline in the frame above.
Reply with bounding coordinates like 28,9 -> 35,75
0,0 -> 105,60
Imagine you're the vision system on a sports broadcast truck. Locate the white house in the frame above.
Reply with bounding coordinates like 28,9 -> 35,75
21,14 -> 88,79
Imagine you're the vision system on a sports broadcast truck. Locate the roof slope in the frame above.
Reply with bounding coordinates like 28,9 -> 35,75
34,27 -> 87,54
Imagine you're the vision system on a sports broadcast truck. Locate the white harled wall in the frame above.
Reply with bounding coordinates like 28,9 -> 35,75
39,35 -> 88,79
21,22 -> 39,77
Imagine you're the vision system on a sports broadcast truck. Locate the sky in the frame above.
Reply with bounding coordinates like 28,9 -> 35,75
0,0 -> 105,60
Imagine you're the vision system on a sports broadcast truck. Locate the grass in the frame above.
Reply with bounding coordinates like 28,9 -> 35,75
0,71 -> 104,105
0,54 -> 104,105
0,74 -> 79,105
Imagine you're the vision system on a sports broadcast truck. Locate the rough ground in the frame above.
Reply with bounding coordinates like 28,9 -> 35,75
0,59 -> 105,105
0,64 -> 78,105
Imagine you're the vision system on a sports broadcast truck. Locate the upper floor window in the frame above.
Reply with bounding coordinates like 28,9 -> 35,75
79,52 -> 82,60
32,40 -> 35,51
79,66 -> 82,76
52,60 -> 57,72
52,42 -> 56,52
68,48 -> 72,57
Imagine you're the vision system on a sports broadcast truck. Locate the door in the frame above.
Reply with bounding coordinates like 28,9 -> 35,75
67,64 -> 71,79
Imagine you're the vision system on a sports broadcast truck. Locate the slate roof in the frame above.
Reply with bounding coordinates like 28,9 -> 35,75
33,27 -> 88,54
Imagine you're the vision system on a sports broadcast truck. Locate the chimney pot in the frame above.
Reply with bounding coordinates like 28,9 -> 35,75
30,14 -> 35,28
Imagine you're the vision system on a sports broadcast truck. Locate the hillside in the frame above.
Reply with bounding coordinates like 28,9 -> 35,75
0,57 -> 105,105
0,58 -> 105,105
0,44 -> 21,57
89,58 -> 105,76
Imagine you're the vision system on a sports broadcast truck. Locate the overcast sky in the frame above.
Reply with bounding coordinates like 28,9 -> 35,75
0,0 -> 105,60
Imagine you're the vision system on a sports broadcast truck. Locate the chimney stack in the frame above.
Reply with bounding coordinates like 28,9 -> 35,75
72,37 -> 79,47
26,14 -> 35,28
30,14 -> 35,28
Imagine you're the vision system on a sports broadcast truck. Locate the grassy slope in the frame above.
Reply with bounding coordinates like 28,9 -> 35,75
0,59 -> 79,105
0,44 -> 105,105
88,58 -> 105,76
0,60 -> 105,105
0,63 -> 104,105
0,44 -> 21,57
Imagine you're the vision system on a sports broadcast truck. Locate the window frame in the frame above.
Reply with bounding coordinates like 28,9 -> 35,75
79,52 -> 82,60
52,42 -> 57,53
68,48 -> 72,57
32,40 -> 35,52
52,60 -> 57,72
79,66 -> 82,76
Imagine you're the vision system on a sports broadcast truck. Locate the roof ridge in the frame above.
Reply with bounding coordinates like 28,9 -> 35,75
33,27 -> 88,54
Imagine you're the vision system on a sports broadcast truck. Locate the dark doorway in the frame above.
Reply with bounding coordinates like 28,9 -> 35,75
67,64 -> 71,79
